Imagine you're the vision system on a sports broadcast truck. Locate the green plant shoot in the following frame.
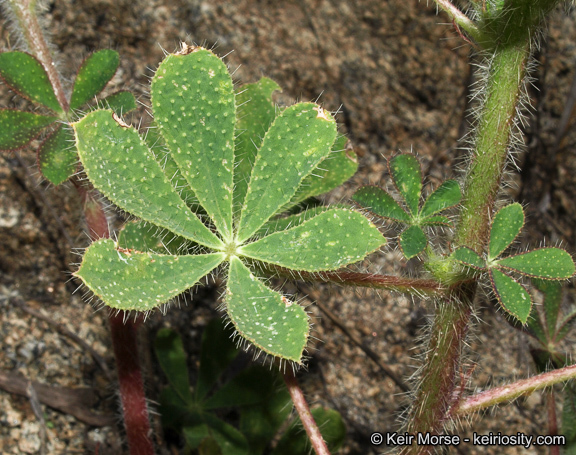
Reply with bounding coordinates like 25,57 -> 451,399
72,44 -> 385,363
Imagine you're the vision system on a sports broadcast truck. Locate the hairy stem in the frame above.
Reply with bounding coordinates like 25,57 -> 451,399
403,1 -> 559,451
283,370 -> 331,455
264,265 -> 447,296
455,363 -> 576,415
432,0 -> 481,43
5,1 -> 155,449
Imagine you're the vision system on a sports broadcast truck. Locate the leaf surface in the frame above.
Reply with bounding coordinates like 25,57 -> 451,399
0,109 -> 55,151
226,257 -> 309,362
399,225 -> 427,259
285,135 -> 358,211
497,248 -> 575,280
352,185 -> 410,222
234,77 -> 280,212
389,154 -> 421,214
490,268 -> 531,323
0,51 -> 62,112
237,102 -> 337,243
74,110 -> 222,249
452,246 -> 486,270
38,124 -> 77,185
75,239 -> 225,311
420,179 -> 461,217
70,50 -> 120,110
99,90 -> 137,115
488,203 -> 524,260
152,48 -> 236,240
239,208 -> 384,271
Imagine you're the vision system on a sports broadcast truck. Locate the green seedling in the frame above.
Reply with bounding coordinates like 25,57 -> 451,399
451,203 -> 574,323
154,319 -> 345,455
73,45 -> 385,364
0,49 -> 136,184
352,153 -> 461,259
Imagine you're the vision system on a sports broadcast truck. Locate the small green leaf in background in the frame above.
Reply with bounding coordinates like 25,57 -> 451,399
272,407 -> 346,455
400,225 -> 427,260
490,268 -> 531,323
155,328 -> 193,404
389,153 -> 422,214
488,203 -> 524,261
352,153 -> 460,260
352,185 -> 410,222
0,110 -> 56,151
0,51 -> 62,113
38,124 -> 77,185
70,50 -> 120,110
420,179 -> 461,217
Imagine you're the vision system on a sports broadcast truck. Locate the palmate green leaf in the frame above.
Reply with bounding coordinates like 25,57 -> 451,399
155,328 -> 193,404
255,205 -> 336,238
73,109 -> 223,249
389,153 -> 422,214
70,50 -> 120,111
234,77 -> 281,212
237,102 -> 337,243
399,225 -> 427,259
488,203 -> 524,260
496,247 -> 575,280
490,268 -> 532,323
452,246 -> 486,270
151,47 -> 236,241
239,208 -> 384,271
74,239 -> 225,311
0,51 -> 62,113
284,135 -> 358,211
352,185 -> 410,223
38,124 -> 77,185
0,109 -> 56,151
420,179 -> 461,217
226,257 -> 309,363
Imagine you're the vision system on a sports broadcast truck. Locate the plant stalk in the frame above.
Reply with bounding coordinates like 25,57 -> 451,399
403,2 -> 545,451
283,370 -> 331,455
455,363 -> 576,415
6,1 -> 154,451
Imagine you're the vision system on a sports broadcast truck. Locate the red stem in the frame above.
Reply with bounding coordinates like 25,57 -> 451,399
78,182 -> 154,454
283,370 -> 331,455
109,313 -> 154,455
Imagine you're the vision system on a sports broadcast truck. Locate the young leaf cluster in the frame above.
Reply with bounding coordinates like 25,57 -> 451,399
452,203 -> 575,323
352,153 -> 461,259
0,49 -> 136,184
73,44 -> 385,364
154,319 -> 345,455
